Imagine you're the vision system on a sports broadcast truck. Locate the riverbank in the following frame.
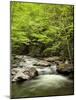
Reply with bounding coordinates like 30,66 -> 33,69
11,55 -> 74,98
11,55 -> 74,82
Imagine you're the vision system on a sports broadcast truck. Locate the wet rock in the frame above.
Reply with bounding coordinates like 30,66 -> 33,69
12,71 -> 30,82
55,60 -> 63,65
12,55 -> 26,68
11,67 -> 38,82
33,60 -> 51,67
44,56 -> 60,62
56,64 -> 74,75
29,67 -> 38,77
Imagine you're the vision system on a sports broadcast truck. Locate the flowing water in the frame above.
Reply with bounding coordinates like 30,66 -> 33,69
11,56 -> 74,98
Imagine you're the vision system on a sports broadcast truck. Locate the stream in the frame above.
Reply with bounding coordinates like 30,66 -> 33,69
11,55 -> 74,98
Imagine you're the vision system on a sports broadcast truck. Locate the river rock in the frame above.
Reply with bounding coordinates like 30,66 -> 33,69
11,67 -> 38,82
33,60 -> 51,67
56,63 -> 74,75
44,56 -> 60,62
12,71 -> 30,82
55,60 -> 63,65
27,67 -> 38,78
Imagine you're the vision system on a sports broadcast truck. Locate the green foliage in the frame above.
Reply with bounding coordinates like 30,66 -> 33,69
11,2 -> 74,62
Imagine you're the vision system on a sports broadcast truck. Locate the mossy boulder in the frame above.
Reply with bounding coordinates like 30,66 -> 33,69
56,63 -> 74,75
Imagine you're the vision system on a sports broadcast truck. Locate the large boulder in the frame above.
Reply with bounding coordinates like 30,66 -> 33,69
11,67 -> 38,82
56,63 -> 74,75
12,71 -> 30,82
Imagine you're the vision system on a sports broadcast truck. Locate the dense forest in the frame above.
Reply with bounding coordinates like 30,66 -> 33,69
11,2 -> 74,63
11,2 -> 74,98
